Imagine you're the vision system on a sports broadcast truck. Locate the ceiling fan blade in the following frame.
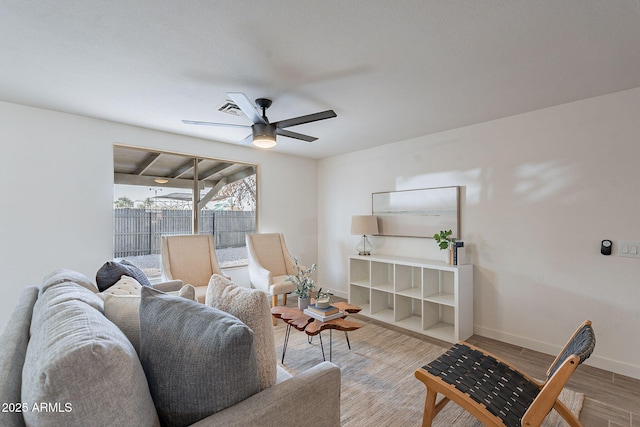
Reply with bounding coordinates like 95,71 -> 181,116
227,92 -> 267,125
237,134 -> 254,145
277,129 -> 317,142
274,110 -> 337,129
182,120 -> 250,129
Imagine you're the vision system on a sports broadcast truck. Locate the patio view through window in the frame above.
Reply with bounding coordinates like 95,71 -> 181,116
113,145 -> 257,279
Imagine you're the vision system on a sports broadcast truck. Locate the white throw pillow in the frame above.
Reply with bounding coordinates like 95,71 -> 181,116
205,274 -> 277,390
100,284 -> 196,353
100,293 -> 142,352
102,275 -> 142,295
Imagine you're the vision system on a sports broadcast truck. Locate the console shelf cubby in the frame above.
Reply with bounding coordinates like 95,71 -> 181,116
348,254 -> 473,343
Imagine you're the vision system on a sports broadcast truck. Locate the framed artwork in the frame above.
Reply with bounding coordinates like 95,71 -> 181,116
372,186 -> 460,238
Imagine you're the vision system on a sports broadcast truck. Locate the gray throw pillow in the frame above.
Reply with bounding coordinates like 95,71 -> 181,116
100,284 -> 197,354
0,286 -> 39,427
139,287 -> 259,427
96,260 -> 152,291
41,268 -> 98,294
22,281 -> 159,427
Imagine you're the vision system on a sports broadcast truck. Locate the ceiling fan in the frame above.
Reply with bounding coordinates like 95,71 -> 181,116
182,92 -> 337,148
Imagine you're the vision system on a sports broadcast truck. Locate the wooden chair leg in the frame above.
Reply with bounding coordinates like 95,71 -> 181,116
553,399 -> 581,427
272,295 -> 279,326
283,293 -> 287,305
421,387 -> 438,427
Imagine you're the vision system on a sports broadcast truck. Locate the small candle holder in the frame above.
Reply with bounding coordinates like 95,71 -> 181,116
315,289 -> 332,309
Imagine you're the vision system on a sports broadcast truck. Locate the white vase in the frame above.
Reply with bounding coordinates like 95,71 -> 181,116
444,246 -> 453,264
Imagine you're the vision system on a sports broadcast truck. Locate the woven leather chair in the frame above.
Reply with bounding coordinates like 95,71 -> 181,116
415,320 -> 595,427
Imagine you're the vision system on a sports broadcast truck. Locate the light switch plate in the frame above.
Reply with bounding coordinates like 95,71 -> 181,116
618,241 -> 640,258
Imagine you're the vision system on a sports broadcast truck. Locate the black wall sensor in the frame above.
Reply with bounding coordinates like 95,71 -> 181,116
601,239 -> 612,255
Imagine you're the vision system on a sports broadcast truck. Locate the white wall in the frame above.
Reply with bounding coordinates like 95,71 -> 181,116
318,87 -> 640,378
0,101 -> 317,333
4,86 -> 639,378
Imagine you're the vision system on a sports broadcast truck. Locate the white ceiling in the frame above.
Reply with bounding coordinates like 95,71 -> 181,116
2,1 -> 640,159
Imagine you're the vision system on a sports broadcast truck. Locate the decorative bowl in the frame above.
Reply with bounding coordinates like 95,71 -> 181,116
316,295 -> 331,309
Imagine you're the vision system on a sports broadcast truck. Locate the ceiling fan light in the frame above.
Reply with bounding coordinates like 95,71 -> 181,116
253,136 -> 276,148
252,123 -> 277,148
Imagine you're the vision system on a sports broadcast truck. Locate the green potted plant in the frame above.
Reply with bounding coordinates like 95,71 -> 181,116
287,258 -> 318,309
433,230 -> 455,264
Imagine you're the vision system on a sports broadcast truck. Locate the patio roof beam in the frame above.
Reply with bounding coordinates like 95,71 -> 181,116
132,153 -> 161,175
198,177 -> 228,211
114,173 -> 203,190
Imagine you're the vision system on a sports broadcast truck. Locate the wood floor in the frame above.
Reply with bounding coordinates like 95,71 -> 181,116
343,311 -> 640,426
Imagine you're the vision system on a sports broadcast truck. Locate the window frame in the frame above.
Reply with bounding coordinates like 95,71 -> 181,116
113,144 -> 258,275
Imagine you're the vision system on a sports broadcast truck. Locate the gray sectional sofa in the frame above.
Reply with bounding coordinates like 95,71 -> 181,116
0,269 -> 341,427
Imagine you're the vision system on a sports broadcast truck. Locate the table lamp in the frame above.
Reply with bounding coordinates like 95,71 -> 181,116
351,215 -> 378,256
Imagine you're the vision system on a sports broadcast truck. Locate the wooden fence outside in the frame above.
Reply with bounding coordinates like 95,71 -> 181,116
114,208 -> 256,258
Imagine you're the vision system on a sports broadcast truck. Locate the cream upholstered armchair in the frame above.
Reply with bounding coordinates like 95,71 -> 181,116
161,234 -> 230,303
246,233 -> 298,310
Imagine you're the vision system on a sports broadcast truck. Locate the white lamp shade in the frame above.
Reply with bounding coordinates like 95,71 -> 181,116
351,215 -> 378,235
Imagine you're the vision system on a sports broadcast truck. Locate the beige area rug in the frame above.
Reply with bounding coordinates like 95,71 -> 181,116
273,319 -> 583,427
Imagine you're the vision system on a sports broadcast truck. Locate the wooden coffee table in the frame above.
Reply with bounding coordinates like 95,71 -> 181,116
271,302 -> 363,363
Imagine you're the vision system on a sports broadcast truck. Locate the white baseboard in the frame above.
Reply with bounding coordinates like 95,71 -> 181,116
328,289 -> 348,300
474,324 -> 640,380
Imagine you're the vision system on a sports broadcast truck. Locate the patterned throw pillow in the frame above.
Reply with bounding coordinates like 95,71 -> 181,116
139,287 -> 259,427
102,275 -> 142,295
96,260 -> 152,291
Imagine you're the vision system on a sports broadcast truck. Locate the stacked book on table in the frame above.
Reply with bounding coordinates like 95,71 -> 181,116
303,304 -> 344,322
